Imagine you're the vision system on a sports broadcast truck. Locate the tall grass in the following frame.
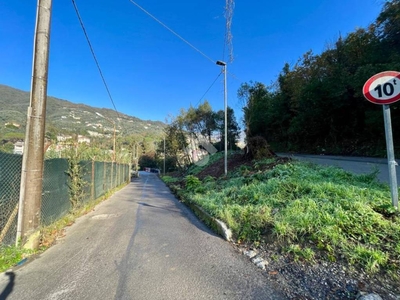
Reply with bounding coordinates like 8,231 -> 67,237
185,160 -> 400,274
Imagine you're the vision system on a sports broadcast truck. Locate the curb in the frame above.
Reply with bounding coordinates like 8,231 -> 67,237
163,181 -> 233,241
184,200 -> 232,242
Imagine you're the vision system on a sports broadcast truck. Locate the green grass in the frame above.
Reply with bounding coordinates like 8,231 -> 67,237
169,158 -> 400,275
0,246 -> 35,272
161,175 -> 180,184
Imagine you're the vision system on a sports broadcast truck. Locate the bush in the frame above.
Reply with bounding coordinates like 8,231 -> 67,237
184,175 -> 201,192
244,136 -> 275,160
161,176 -> 179,183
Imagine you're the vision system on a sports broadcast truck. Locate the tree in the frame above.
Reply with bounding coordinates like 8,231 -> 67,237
138,153 -> 158,169
238,82 -> 275,140
176,101 -> 217,143
214,107 -> 240,151
376,0 -> 400,58
196,101 -> 217,142
238,1 -> 400,156
161,120 -> 190,170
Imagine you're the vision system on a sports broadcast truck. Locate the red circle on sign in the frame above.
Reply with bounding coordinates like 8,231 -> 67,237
363,71 -> 400,104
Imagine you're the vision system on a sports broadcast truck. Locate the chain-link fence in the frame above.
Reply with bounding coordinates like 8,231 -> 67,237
0,153 -> 130,246
80,160 -> 93,204
80,161 -> 130,203
0,153 -> 22,246
41,158 -> 70,226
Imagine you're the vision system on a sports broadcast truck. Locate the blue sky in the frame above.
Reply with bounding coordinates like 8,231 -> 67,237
0,0 -> 384,123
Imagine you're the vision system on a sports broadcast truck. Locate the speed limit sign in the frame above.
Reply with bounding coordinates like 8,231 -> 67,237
363,71 -> 400,104
363,71 -> 399,208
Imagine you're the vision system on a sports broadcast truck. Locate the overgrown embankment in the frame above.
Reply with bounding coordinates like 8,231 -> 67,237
162,152 -> 400,298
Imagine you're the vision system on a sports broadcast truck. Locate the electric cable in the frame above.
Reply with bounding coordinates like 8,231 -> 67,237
71,0 -> 120,119
194,71 -> 222,107
128,0 -> 216,65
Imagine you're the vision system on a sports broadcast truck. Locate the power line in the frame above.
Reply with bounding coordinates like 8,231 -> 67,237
227,70 -> 240,82
195,72 -> 222,107
128,0 -> 216,65
71,0 -> 120,119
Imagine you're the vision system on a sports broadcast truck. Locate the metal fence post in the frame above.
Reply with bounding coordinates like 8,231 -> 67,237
91,159 -> 95,200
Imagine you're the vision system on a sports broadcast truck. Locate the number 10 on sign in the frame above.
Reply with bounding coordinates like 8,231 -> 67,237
363,71 -> 400,105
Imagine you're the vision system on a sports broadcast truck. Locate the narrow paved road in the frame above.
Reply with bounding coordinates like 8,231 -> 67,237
279,153 -> 400,184
0,172 -> 285,300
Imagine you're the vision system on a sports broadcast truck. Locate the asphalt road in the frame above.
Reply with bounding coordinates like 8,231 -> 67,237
278,153 -> 400,184
0,172 -> 286,300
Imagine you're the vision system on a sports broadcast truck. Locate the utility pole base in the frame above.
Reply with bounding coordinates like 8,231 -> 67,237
23,230 -> 41,250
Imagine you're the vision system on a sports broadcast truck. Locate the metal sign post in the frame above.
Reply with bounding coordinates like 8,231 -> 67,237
363,71 -> 400,208
382,104 -> 399,208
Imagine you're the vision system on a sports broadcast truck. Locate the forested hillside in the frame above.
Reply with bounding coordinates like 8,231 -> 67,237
0,84 -> 165,152
239,0 -> 400,157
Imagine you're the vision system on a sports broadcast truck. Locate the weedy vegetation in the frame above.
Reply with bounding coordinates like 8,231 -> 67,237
160,175 -> 179,184
0,245 -> 34,271
163,157 -> 400,276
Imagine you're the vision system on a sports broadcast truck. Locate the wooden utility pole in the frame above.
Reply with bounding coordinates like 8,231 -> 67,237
17,0 -> 53,249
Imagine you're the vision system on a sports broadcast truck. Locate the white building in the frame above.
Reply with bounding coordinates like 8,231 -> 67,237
57,135 -> 73,142
78,135 -> 90,144
13,141 -> 24,155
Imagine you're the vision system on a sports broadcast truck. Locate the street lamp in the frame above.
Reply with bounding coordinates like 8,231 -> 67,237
96,112 -> 116,162
216,60 -> 228,175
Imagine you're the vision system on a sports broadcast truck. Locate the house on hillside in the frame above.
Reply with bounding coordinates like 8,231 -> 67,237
56,135 -> 73,142
13,141 -> 24,155
78,135 -> 90,144
5,122 -> 21,128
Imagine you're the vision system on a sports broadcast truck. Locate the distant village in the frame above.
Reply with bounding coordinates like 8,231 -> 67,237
13,135 -> 91,155
8,109 -> 122,155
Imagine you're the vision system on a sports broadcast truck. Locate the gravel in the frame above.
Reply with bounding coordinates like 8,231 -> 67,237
233,241 -> 400,300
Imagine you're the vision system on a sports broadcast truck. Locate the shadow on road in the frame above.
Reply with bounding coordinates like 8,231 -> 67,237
0,272 -> 15,299
127,173 -> 220,239
137,201 -> 181,213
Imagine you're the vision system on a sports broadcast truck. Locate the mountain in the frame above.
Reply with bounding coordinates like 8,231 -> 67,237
0,84 -> 165,140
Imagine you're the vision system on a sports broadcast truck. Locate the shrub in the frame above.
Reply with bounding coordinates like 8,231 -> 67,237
244,136 -> 275,160
184,175 -> 201,192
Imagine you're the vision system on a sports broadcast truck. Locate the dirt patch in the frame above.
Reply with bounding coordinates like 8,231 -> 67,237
196,153 -> 253,179
196,154 -> 291,180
